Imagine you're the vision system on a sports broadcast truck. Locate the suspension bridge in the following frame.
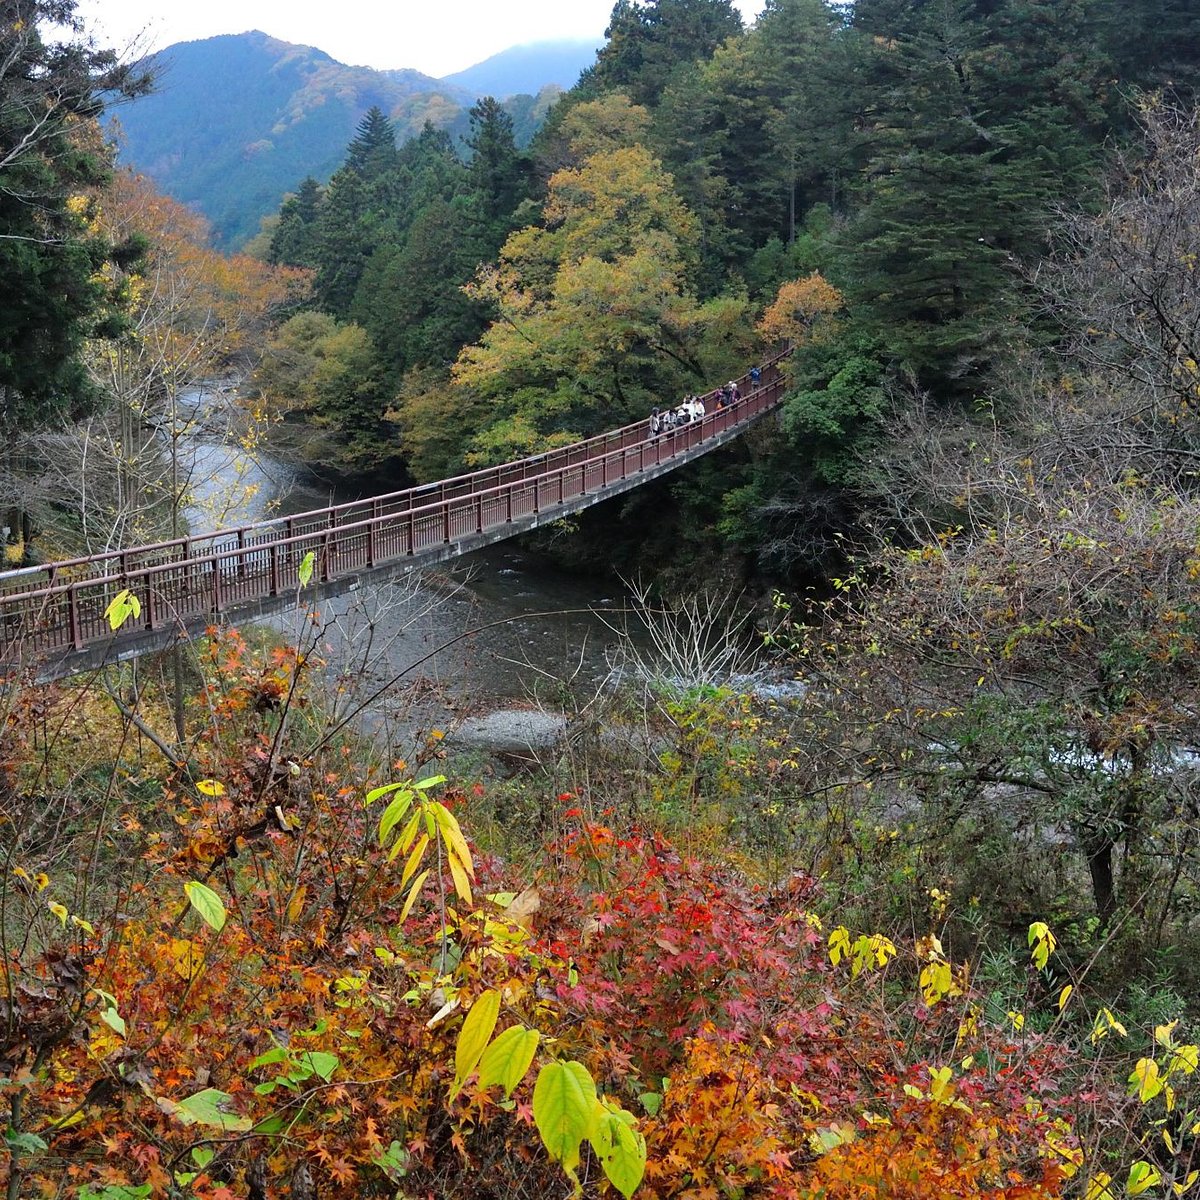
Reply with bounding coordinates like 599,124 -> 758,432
0,351 -> 790,680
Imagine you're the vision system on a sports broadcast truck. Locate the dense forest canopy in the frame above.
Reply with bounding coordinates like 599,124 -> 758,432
7,3 -> 1200,1198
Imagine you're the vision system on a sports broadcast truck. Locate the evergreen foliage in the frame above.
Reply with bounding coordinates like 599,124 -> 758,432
0,0 -> 150,427
216,0 -> 1200,575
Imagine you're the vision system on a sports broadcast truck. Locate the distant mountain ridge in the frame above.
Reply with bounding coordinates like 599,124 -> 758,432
442,37 -> 601,98
112,31 -> 593,247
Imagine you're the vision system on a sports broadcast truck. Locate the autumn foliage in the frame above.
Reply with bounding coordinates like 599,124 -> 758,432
0,632 -> 1098,1200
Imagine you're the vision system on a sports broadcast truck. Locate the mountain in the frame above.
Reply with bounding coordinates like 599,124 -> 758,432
440,38 -> 601,99
111,32 -> 500,248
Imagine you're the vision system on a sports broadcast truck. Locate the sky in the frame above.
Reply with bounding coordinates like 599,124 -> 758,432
76,0 -> 769,79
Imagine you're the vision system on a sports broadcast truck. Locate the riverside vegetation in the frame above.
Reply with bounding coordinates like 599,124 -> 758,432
7,0 -> 1200,1196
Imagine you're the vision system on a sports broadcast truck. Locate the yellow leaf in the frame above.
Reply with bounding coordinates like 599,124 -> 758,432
48,902 -> 68,926
399,870 -> 430,923
196,779 -> 226,797
447,849 -> 474,907
399,834 -> 429,887
1058,984 -> 1073,1011
1085,1173 -> 1116,1200
828,926 -> 850,967
1129,1058 -> 1164,1104
452,989 -> 501,1097
928,1066 -> 953,1104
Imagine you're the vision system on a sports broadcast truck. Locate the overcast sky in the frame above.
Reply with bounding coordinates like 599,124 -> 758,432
76,1 -> 769,79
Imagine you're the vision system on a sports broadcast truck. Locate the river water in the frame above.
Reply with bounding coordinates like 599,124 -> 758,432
181,399 -> 650,736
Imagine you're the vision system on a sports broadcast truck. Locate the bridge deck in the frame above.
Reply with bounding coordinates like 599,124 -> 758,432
0,352 -> 790,680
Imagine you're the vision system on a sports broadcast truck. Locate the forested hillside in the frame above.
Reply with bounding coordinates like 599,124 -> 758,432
112,32 -> 565,247
261,0 -> 1200,579
9,2 -> 1200,1198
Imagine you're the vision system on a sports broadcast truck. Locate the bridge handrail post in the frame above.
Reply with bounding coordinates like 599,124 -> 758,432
506,487 -> 513,523
68,583 -> 81,650
237,529 -> 247,580
270,542 -> 280,596
443,504 -> 451,545
211,554 -> 224,614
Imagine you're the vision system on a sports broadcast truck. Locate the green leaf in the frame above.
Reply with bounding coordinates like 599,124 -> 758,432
100,1007 -> 126,1037
300,1050 -> 339,1082
79,1187 -> 153,1200
533,1060 -> 597,1175
478,1025 -> 540,1099
184,881 -> 227,932
191,1147 -> 214,1169
1128,1161 -> 1162,1196
103,588 -> 142,632
591,1104 -> 646,1200
4,1128 -> 47,1155
638,1091 -> 661,1117
414,774 -> 447,790
378,790 -> 415,847
297,550 -> 316,587
452,989 -> 502,1097
248,1045 -> 289,1071
172,1088 -> 252,1132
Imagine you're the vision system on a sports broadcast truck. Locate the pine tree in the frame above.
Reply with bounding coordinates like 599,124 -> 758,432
268,177 -> 323,268
313,108 -> 400,317
592,0 -> 744,106
0,0 -> 150,427
466,97 -> 528,232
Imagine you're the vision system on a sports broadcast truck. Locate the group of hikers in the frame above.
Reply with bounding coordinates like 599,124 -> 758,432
647,365 -> 762,440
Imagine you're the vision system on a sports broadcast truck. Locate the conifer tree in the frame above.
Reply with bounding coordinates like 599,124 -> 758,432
0,0 -> 150,427
592,0 -> 744,106
314,108 -> 399,317
268,176 -> 323,268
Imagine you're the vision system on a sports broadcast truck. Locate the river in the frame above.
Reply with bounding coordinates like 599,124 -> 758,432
181,396 -> 652,743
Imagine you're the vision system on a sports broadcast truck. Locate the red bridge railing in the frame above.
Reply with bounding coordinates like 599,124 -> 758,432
0,351 -> 790,669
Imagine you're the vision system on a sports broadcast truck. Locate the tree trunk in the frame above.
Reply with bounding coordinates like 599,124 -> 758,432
1084,833 -> 1117,927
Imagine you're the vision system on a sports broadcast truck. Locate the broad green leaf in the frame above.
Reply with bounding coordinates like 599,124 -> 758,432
103,588 -> 142,632
365,781 -> 410,806
297,550 -> 316,587
173,1088 -> 252,1132
414,774 -> 447,790
1128,1161 -> 1162,1196
453,990 -> 501,1096
184,881 -> 227,932
248,1045 -> 289,1071
533,1060 -> 597,1174
299,1050 -> 339,1081
378,790 -> 415,847
192,1148 -> 214,1168
4,1129 -> 47,1154
100,1007 -> 126,1037
638,1091 -> 662,1117
591,1104 -> 646,1199
478,1025 -> 540,1098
